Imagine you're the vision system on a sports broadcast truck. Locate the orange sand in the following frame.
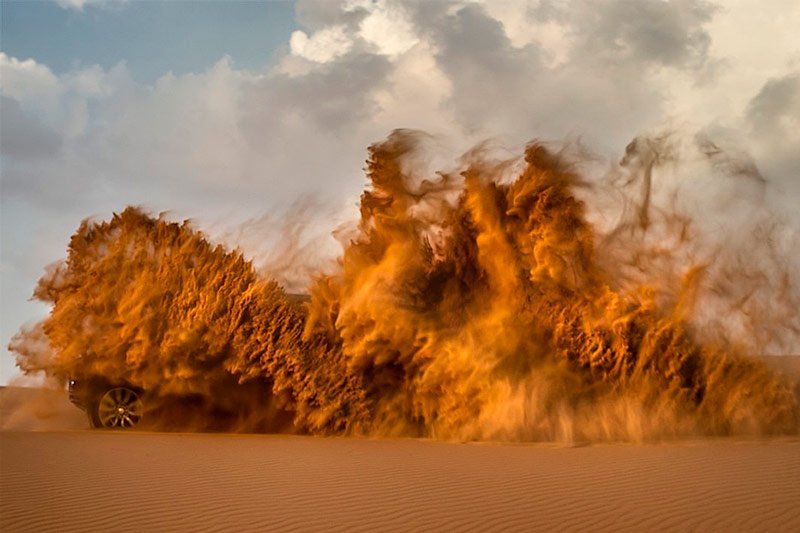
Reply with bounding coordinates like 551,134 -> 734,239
1,386 -> 799,532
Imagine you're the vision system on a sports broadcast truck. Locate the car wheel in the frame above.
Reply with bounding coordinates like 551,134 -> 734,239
90,386 -> 143,429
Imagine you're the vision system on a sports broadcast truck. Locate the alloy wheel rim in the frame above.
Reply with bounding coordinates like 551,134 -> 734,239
98,387 -> 142,428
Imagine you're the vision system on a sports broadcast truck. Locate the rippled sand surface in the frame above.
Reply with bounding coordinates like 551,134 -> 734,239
2,397 -> 799,533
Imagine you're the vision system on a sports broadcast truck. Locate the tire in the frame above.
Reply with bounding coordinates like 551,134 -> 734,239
89,386 -> 144,429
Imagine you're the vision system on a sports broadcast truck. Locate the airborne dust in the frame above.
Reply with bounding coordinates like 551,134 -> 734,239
9,130 -> 800,441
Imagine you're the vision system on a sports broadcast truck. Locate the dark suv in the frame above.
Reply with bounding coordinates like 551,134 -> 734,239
67,371 -> 293,431
64,295 -> 310,430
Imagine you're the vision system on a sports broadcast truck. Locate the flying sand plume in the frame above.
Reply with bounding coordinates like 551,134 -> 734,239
10,130 -> 799,440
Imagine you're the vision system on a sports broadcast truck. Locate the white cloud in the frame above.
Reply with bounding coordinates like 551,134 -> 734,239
54,0 -> 126,11
475,0 -> 571,64
0,52 -> 60,108
288,0 -> 418,63
3,0 -> 798,249
371,41 -> 453,130
290,25 -> 353,63
351,0 -> 418,56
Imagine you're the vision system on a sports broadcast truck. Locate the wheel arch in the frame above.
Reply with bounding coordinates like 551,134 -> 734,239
86,379 -> 145,429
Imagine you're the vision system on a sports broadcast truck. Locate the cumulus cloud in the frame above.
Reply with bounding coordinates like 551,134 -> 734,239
744,72 -> 800,195
290,25 -> 354,63
0,53 -> 60,107
350,0 -> 418,56
571,0 -> 717,69
5,1 -> 794,222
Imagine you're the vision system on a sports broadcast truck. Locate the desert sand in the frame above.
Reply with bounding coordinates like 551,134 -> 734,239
1,385 -> 799,533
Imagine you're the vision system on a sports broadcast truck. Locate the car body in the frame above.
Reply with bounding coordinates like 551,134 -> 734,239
66,293 -> 309,430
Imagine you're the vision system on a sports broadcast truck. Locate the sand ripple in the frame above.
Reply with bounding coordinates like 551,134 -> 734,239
2,430 -> 799,532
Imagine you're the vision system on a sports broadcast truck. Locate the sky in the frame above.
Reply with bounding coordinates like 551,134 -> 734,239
1,0 -> 799,384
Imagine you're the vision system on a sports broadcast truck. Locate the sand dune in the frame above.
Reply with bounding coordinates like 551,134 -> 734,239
1,430 -> 798,532
2,365 -> 799,533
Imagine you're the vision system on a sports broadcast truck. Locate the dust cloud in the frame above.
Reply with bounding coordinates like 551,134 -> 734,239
9,130 -> 799,440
